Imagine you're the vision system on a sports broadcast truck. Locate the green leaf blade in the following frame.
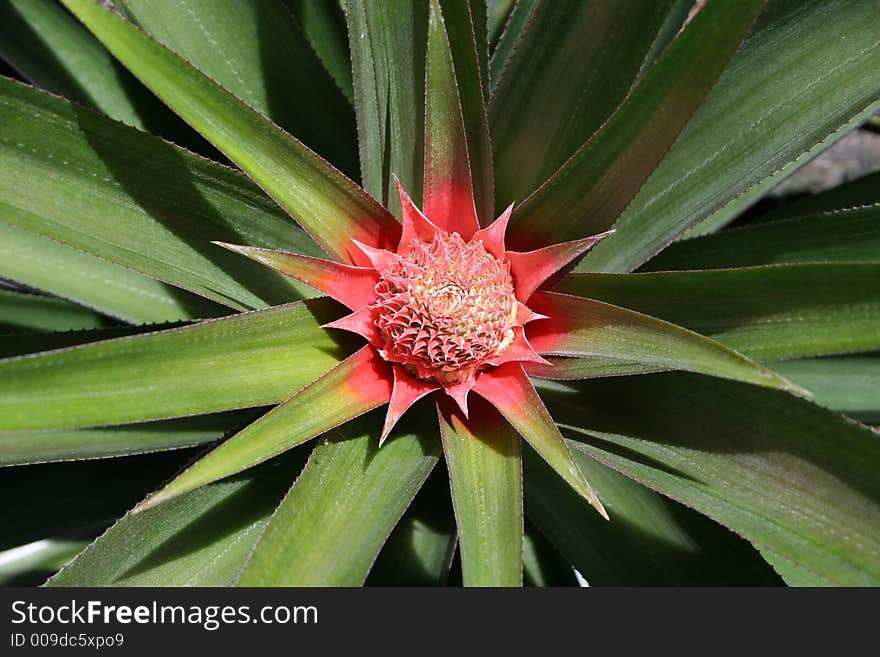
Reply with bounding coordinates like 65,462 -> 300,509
546,374 -> 880,586
524,440 -> 781,585
282,0 -> 354,102
559,264 -> 880,361
424,0 -> 479,228
61,0 -> 400,265
438,397 -> 523,586
0,290 -> 108,333
490,0 -> 675,207
142,346 -> 392,509
0,78 -> 324,312
771,355 -> 880,424
509,0 -> 763,248
114,0 -> 359,177
529,291 -> 802,394
0,224 -> 223,324
0,0 -> 163,130
48,453 -> 303,586
437,0 -> 493,223
583,0 -> 880,272
237,414 -> 440,586
366,474 -> 457,586
0,299 -> 348,431
757,170 -> 880,221
645,205 -> 880,270
0,412 -> 246,467
346,0 -> 428,216
488,0 -> 536,93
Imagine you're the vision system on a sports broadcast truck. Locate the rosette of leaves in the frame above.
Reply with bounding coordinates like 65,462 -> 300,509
0,0 -> 879,587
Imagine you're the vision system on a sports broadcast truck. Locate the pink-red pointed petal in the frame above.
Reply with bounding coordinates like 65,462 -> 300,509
214,242 -> 378,310
423,179 -> 480,241
395,175 -> 444,254
516,302 -> 548,325
423,0 -> 480,240
507,230 -> 614,302
340,346 -> 395,408
489,328 -> 550,367
323,305 -> 381,346
472,363 -> 607,518
444,377 -> 476,417
470,204 -> 513,259
353,239 -> 405,276
380,366 -> 440,444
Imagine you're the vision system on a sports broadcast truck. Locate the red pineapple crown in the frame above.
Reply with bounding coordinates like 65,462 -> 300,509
217,178 -> 611,440
373,232 -> 518,385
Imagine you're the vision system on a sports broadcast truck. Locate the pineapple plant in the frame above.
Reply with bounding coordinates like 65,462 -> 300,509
0,0 -> 879,586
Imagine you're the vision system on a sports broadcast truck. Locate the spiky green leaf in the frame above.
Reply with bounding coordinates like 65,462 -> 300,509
436,0 -> 493,223
524,441 -> 781,585
366,474 -> 457,586
546,374 -> 880,586
0,224 -> 221,324
0,0 -> 160,129
559,264 -> 880,361
282,0 -> 354,101
114,0 -> 358,176
508,0 -> 762,248
0,411 -> 247,466
438,397 -> 523,586
0,299 -> 348,431
646,205 -> 880,270
772,355 -> 880,424
48,453 -> 302,586
237,414 -> 440,586
528,291 -> 801,393
0,290 -> 108,332
0,78 -> 322,311
491,0 -> 675,206
346,0 -> 427,216
584,0 -> 880,272
142,346 -> 391,509
62,0 -> 400,265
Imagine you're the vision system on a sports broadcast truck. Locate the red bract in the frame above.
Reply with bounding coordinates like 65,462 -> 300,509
216,177 -> 610,519
228,178 -> 610,445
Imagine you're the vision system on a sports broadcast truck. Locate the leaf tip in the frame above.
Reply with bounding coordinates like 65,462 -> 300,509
134,480 -> 190,514
763,367 -> 812,399
783,378 -> 813,399
582,485 -> 609,520
211,240 -> 247,254
132,492 -> 164,514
